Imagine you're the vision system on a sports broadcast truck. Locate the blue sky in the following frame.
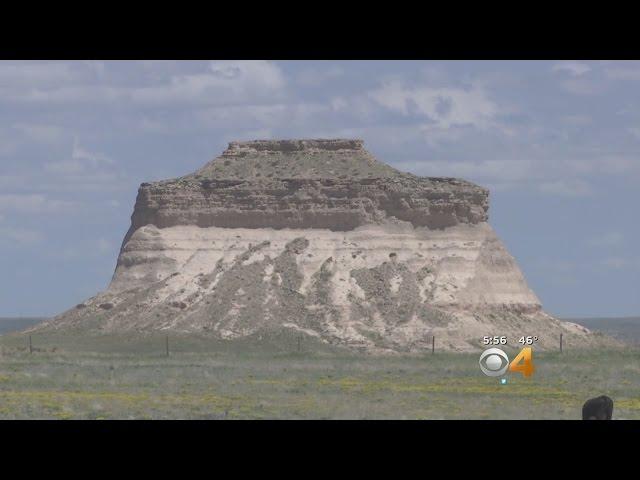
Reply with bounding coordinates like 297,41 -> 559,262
0,60 -> 639,318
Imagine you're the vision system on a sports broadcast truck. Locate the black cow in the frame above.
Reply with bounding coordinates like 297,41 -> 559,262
582,395 -> 613,420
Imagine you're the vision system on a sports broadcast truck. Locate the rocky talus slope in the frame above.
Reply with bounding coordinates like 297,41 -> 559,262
40,139 -> 610,352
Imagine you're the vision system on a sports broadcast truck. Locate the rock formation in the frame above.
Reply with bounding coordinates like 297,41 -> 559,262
41,139 -> 607,352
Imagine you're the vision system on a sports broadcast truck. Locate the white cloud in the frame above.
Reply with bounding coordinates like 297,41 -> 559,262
330,97 -> 348,111
84,61 -> 106,78
13,124 -> 66,144
130,61 -> 286,107
0,129 -> 19,156
418,124 -> 487,146
558,78 -> 602,96
561,115 -> 592,126
368,81 -> 498,129
296,65 -> 344,87
331,95 -> 378,121
194,102 -> 330,131
588,232 -> 625,248
44,160 -> 87,175
552,62 -> 592,77
0,194 -> 76,214
0,226 -> 43,244
45,139 -> 113,174
0,62 -> 75,87
551,62 -> 603,95
41,140 -> 125,191
564,155 -> 640,176
600,257 -> 629,270
538,179 -> 592,197
395,159 -> 533,183
0,61 -> 287,108
628,126 -> 640,140
603,62 -> 640,81
11,85 -> 122,104
231,129 -> 274,141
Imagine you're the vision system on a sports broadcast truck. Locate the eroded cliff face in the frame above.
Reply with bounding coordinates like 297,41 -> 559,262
43,139 -> 606,352
122,139 -> 488,245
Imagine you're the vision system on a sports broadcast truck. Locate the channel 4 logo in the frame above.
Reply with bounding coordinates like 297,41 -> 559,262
479,347 -> 535,379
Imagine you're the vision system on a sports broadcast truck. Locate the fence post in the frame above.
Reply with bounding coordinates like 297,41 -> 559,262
166,335 -> 169,357
297,335 -> 301,353
29,335 -> 33,354
560,333 -> 563,353
432,335 -> 435,355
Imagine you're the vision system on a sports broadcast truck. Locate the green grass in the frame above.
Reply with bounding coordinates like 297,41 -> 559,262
0,332 -> 638,419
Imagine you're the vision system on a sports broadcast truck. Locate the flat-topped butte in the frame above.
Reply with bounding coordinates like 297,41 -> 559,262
38,138 -> 613,352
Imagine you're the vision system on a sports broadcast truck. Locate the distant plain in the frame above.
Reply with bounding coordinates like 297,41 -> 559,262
565,317 -> 640,345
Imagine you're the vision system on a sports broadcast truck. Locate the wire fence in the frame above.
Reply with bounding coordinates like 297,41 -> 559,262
0,332 -> 629,359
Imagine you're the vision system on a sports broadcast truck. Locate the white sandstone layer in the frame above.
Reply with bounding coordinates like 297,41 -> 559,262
45,221 -> 602,352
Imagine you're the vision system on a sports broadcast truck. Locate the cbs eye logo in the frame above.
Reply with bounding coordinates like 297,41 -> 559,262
479,347 -> 535,378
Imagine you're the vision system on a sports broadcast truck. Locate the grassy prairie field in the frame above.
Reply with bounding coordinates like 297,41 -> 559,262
0,329 -> 639,420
